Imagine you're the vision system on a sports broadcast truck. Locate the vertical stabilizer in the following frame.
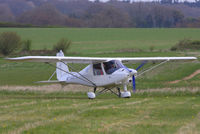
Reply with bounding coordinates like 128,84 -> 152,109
56,50 -> 69,81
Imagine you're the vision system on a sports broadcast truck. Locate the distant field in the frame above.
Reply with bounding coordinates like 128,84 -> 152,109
0,28 -> 200,54
0,90 -> 200,134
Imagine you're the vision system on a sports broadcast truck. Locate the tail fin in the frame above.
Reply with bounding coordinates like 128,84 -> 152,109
56,50 -> 69,81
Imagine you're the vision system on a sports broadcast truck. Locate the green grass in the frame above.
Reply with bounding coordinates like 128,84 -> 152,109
0,28 -> 200,134
0,58 -> 55,85
135,62 -> 200,89
0,28 -> 200,54
0,90 -> 200,134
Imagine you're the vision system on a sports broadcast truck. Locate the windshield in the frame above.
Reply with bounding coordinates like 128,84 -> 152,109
103,60 -> 124,74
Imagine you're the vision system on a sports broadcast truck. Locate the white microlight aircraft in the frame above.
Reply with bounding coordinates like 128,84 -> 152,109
6,50 -> 197,99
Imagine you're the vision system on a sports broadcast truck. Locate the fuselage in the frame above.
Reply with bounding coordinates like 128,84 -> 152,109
63,60 -> 137,87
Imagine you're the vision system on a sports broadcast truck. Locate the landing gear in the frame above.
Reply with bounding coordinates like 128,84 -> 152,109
87,86 -> 131,99
87,92 -> 96,99
120,84 -> 131,98
94,87 -> 97,93
87,87 -> 97,99
117,87 -> 121,97
121,91 -> 131,98
95,87 -> 121,98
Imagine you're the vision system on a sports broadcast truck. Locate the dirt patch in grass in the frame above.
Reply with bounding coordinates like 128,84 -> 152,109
0,84 -> 92,93
168,69 -> 200,84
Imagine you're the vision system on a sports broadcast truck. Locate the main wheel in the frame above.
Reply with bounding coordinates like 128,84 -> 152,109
87,92 -> 96,99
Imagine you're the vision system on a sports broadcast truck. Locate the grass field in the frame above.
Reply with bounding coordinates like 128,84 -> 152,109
0,28 -> 200,54
0,90 -> 200,134
0,28 -> 200,134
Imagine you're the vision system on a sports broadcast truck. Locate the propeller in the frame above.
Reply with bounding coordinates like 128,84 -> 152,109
133,61 -> 147,92
132,75 -> 136,92
124,61 -> 147,93
123,65 -> 136,92
136,61 -> 147,71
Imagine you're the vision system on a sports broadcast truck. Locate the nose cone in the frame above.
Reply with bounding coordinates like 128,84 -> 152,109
129,69 -> 137,76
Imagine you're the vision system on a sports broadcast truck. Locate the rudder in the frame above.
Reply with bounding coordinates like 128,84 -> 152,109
56,50 -> 69,81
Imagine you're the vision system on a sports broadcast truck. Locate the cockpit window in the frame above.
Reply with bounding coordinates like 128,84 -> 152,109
103,60 -> 123,74
93,63 -> 103,75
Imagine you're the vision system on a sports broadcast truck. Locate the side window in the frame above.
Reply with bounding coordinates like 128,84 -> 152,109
93,63 -> 103,75
103,61 -> 117,75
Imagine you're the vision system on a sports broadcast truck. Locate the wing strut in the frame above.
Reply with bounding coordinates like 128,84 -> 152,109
136,60 -> 169,78
48,71 -> 56,81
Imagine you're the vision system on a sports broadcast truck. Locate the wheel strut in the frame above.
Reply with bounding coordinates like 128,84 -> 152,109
117,87 -> 121,97
94,87 -> 97,93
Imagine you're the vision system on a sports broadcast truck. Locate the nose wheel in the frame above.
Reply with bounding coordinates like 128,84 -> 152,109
121,91 -> 131,98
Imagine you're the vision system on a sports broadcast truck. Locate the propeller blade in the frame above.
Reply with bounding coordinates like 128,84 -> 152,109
136,61 -> 147,71
132,75 -> 136,92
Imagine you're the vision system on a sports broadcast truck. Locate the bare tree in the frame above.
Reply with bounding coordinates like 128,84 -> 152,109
17,4 -> 67,26
0,4 -> 15,22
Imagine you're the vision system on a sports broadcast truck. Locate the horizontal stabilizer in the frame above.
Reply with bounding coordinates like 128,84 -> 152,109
35,80 -> 66,84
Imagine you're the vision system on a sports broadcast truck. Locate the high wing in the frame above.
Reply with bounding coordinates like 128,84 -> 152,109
119,57 -> 197,63
6,56 -> 108,63
6,56 -> 197,64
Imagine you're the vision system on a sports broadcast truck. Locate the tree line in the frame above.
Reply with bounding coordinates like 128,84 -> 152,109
0,0 -> 200,28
